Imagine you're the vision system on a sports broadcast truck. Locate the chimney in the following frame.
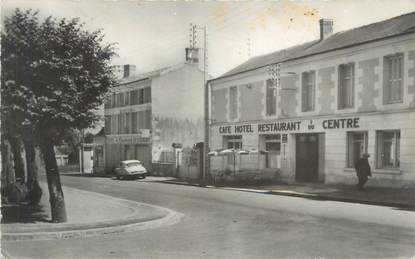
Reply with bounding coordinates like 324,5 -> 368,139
319,19 -> 333,40
123,64 -> 136,78
185,47 -> 199,64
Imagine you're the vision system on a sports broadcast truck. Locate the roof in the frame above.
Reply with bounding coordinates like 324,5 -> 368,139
117,63 -> 184,85
94,127 -> 105,137
216,11 -> 415,81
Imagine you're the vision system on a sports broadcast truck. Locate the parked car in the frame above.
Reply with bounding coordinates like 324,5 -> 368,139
115,160 -> 147,180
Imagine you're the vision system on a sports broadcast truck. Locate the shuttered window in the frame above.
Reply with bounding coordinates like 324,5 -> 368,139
105,116 -> 111,134
229,86 -> 238,120
131,112 -> 138,133
383,53 -> 403,104
338,63 -> 354,109
130,90 -> 139,105
302,71 -> 315,112
266,79 -> 276,116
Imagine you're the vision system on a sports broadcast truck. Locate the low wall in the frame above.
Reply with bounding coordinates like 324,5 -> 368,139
152,162 -> 175,176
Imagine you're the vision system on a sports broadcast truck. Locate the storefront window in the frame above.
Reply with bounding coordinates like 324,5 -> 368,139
376,130 -> 400,169
224,135 -> 242,165
225,135 -> 242,149
347,132 -> 368,168
263,135 -> 281,168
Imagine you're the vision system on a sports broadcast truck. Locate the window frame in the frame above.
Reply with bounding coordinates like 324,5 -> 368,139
346,131 -> 368,168
383,53 -> 404,104
376,130 -> 400,169
265,79 -> 277,116
229,86 -> 238,120
301,70 -> 316,112
338,63 -> 355,110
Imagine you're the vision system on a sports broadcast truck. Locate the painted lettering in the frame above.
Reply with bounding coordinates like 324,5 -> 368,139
322,118 -> 360,129
219,126 -> 232,134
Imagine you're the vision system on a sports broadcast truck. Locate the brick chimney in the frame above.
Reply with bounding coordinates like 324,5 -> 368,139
319,19 -> 333,40
123,64 -> 136,78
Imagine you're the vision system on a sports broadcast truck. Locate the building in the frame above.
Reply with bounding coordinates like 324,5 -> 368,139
101,48 -> 206,174
207,12 -> 415,187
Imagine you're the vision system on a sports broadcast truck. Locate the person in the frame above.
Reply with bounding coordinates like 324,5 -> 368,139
355,153 -> 371,190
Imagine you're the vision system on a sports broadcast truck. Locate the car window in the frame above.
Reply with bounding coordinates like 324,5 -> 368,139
126,162 -> 141,167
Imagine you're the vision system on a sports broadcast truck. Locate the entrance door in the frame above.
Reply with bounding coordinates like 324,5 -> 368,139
296,134 -> 319,182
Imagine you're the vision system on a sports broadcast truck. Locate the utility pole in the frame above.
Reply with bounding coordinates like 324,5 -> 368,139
192,24 -> 209,184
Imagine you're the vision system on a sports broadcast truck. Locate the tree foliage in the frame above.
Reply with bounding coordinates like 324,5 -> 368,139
1,8 -> 117,141
1,9 -> 118,222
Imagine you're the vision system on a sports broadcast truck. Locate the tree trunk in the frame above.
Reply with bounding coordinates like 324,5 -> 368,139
24,139 -> 42,205
40,137 -> 67,223
9,136 -> 25,181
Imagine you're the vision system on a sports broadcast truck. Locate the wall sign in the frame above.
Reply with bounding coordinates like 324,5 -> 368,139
217,117 -> 360,135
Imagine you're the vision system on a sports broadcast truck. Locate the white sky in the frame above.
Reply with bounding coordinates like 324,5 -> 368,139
2,0 -> 415,77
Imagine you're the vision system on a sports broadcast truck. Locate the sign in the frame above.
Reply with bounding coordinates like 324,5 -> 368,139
107,135 -> 151,144
172,142 -> 182,148
217,117 -> 361,135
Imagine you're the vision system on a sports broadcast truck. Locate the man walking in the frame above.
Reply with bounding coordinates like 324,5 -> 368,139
355,153 -> 371,190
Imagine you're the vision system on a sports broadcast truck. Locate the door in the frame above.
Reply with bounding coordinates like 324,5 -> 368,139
296,134 -> 319,182
134,144 -> 151,170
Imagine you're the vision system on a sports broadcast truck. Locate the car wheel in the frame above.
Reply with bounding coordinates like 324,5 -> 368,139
142,175 -> 146,179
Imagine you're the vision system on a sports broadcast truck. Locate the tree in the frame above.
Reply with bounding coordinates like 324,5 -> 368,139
1,9 -> 117,222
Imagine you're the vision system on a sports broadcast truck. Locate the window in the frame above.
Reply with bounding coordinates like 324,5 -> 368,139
105,116 -> 111,134
383,53 -> 404,104
229,86 -> 238,120
347,132 -> 368,168
124,92 -> 130,106
138,88 -> 144,104
116,93 -> 124,107
338,63 -> 354,109
225,135 -> 242,149
263,134 -> 281,168
138,110 -> 151,129
130,90 -> 139,105
124,113 -> 130,134
302,71 -> 315,111
376,130 -> 400,169
266,79 -> 276,116
117,114 -> 122,134
143,87 -> 151,103
131,112 -> 138,133
144,109 -> 152,129
110,94 -> 116,108
104,97 -> 112,109
224,135 -> 242,165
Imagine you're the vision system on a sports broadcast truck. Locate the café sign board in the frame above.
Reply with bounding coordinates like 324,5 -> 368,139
217,117 -> 360,135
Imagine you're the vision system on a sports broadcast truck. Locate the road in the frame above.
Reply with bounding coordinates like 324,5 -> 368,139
3,175 -> 415,259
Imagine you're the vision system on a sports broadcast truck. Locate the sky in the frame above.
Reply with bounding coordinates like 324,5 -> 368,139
3,0 -> 415,78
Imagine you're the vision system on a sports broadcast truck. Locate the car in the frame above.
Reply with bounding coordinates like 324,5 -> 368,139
115,160 -> 147,180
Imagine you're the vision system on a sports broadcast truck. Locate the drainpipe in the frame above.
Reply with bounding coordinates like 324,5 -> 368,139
203,80 -> 210,186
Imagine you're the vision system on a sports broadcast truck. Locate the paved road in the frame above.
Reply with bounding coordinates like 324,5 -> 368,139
3,175 -> 415,259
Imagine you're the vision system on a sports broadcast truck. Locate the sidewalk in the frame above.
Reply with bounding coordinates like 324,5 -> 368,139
1,182 -> 182,241
156,178 -> 415,210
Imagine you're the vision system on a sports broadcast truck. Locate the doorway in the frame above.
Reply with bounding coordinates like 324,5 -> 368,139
296,134 -> 319,182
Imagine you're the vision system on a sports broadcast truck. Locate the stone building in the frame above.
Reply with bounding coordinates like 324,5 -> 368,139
207,12 -> 415,187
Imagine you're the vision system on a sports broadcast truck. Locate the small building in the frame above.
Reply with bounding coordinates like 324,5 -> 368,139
207,12 -> 415,187
103,48 -> 206,176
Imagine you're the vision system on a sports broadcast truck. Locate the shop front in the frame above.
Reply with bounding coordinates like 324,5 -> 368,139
210,111 -> 415,187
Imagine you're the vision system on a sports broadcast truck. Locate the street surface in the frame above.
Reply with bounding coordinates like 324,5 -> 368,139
3,175 -> 415,259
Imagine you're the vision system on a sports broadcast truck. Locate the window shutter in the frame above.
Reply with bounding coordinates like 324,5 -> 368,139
301,73 -> 307,112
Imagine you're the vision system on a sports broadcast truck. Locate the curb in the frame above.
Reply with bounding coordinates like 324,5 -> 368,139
2,187 -> 184,241
158,180 -> 415,210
